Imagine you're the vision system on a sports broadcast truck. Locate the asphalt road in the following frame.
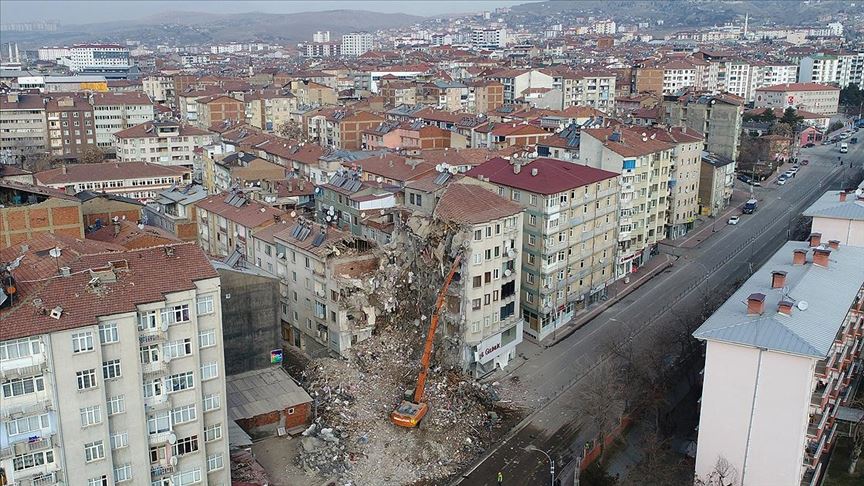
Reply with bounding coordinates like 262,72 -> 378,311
454,139 -> 863,486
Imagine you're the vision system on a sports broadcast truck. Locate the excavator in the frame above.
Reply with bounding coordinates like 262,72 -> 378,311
390,254 -> 462,428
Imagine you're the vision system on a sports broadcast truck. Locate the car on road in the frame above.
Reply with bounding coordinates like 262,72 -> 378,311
852,137 -> 858,144
801,159 -> 809,165
840,132 -> 850,139
777,178 -> 787,185
737,174 -> 751,184
804,142 -> 815,148
727,215 -> 740,225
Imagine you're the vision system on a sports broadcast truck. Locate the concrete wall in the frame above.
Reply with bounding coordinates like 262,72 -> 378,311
217,268 -> 281,375
811,216 -> 864,248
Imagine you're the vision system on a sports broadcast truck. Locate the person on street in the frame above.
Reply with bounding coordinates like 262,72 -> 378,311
497,471 -> 503,485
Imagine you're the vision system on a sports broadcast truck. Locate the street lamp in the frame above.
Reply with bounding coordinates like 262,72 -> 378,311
525,445 -> 555,486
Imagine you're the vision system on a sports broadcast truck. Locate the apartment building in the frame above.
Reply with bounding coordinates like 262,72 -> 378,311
560,71 -> 616,112
484,68 -> 554,104
663,91 -> 744,162
693,239 -> 864,486
244,89 -> 297,132
194,190 -> 285,260
798,51 -> 864,88
651,127 -> 703,239
581,127 -> 675,276
749,62 -> 798,102
316,170 -> 398,244
143,76 -> 176,106
0,93 -> 47,164
660,59 -> 699,94
471,28 -> 507,49
754,83 -> 840,116
302,42 -> 342,58
340,33 -> 373,57
144,183 -> 209,242
65,44 -> 130,72
36,162 -> 192,203
195,95 -> 244,130
91,92 -> 155,150
113,120 -> 214,169
286,79 -> 338,107
467,157 -> 619,340
699,152 -> 736,216
0,238 -> 230,486
307,109 -> 385,150
45,95 -> 97,160
803,188 -> 864,247
466,80 -> 505,114
433,180 -> 525,376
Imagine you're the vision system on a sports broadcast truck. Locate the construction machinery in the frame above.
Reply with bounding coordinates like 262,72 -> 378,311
390,254 -> 462,428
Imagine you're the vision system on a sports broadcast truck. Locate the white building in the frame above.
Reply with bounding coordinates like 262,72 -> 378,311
37,46 -> 70,62
64,44 -> 130,72
0,239 -> 231,486
471,28 -> 507,49
803,188 -> 864,248
35,161 -> 192,203
749,63 -> 798,102
313,31 -> 330,43
113,120 -> 214,169
693,238 -> 864,486
754,82 -> 840,116
592,20 -> 617,35
91,92 -> 155,150
798,52 -> 864,88
340,33 -> 373,57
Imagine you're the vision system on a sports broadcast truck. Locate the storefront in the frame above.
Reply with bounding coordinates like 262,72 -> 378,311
470,320 -> 523,377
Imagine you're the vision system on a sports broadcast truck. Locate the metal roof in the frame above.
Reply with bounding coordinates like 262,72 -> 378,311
225,366 -> 312,421
802,190 -> 864,222
693,241 -> 864,359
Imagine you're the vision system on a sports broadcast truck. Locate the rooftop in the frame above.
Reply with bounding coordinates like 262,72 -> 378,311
803,190 -> 864,222
467,157 -> 619,195
36,162 -> 190,185
434,180 -> 523,225
225,367 -> 312,421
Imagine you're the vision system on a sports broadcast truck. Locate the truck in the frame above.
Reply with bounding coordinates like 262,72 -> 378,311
840,142 -> 848,153
743,198 -> 758,214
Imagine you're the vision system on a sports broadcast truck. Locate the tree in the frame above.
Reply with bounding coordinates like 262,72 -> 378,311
829,120 -> 845,133
77,146 -> 105,164
694,455 -> 739,486
780,107 -> 803,127
577,360 -> 627,462
759,108 -> 776,124
840,83 -> 863,108
278,120 -> 306,140
769,122 -> 794,138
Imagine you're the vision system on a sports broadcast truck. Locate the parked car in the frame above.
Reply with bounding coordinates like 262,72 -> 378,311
801,159 -> 809,165
727,215 -> 740,225
737,174 -> 751,184
777,177 -> 787,185
804,142 -> 815,148
851,137 -> 858,144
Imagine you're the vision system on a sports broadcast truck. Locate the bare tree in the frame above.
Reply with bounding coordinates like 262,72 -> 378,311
848,397 -> 864,474
694,455 -> 739,486
278,120 -> 306,140
619,426 -> 687,486
77,146 -> 105,164
578,359 -> 627,462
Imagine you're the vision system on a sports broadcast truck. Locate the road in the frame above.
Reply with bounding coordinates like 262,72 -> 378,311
454,139 -> 863,486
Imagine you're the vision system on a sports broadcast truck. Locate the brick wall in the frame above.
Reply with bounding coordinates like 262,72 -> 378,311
0,200 -> 84,248
235,402 -> 312,435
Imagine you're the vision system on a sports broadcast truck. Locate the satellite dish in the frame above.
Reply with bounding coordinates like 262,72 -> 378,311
448,166 -> 459,174
168,433 -> 177,445
504,268 -> 512,277
290,211 -> 297,218
360,212 -> 367,218
436,164 -> 444,172
797,301 -> 809,311
326,215 -> 332,221
855,188 -> 864,197
329,205 -> 335,212
49,247 -> 62,258
376,176 -> 383,183
170,456 -> 178,466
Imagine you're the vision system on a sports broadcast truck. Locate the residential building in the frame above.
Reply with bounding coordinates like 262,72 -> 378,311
143,183 -> 208,242
287,79 -> 338,107
699,152 -> 735,216
466,80 -> 505,114
798,51 -> 864,89
203,151 -> 286,195
581,126 -> 676,276
472,122 -> 551,150
433,180 -> 525,376
0,238 -> 231,486
244,89 -> 297,132
0,92 -> 47,164
651,127 -> 704,239
195,95 -> 245,130
471,28 -> 507,49
142,76 -> 176,106
76,190 -> 142,228
341,33 -> 373,57
749,62 -> 798,102
91,92 -> 155,150
302,42 -> 342,58
560,71 -> 616,112
45,95 -> 97,160
193,190 -> 285,261
467,157 -> 619,340
362,121 -> 451,153
485,68 -> 555,104
0,180 -> 84,248
754,83 -> 840,116
36,162 -> 192,203
65,44 -> 130,72
803,187 -> 864,248
316,170 -> 398,244
308,109 -> 385,150
113,120 -> 214,169
693,239 -> 864,486
663,91 -> 744,162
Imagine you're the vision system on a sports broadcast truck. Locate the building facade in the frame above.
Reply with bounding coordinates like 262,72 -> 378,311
113,121 -> 214,169
91,92 -> 155,150
754,82 -> 841,116
0,93 -> 47,164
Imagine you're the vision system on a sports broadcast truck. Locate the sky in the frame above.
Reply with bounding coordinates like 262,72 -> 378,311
0,0 -> 535,24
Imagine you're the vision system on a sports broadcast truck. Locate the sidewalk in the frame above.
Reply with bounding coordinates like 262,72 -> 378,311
534,253 -> 676,348
663,188 -> 752,249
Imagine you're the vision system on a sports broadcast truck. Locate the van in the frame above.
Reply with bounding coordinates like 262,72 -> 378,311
840,143 -> 848,153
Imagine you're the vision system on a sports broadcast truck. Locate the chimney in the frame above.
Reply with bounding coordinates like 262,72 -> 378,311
839,191 -> 847,202
59,266 -> 71,277
777,300 -> 794,316
793,248 -> 807,265
828,239 -> 840,250
746,293 -> 766,315
808,232 -> 821,248
771,270 -> 787,289
531,168 -> 538,176
61,165 -> 67,175
812,248 -> 830,268
513,163 -> 522,174
113,221 -> 121,237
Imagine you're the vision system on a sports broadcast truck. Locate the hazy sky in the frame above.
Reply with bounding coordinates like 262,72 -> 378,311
1,1 -> 534,24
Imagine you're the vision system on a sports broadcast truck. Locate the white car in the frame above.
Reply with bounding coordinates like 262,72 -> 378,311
728,216 -> 740,225
777,178 -> 787,185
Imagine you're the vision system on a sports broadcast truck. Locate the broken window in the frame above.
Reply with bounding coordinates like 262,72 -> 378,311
500,302 -> 515,320
501,281 -> 516,299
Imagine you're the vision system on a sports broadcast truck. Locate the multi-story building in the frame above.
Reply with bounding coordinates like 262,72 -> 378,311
65,44 -> 130,72
663,91 -> 744,162
144,183 -> 209,242
45,95 -> 97,160
307,109 -> 385,150
693,238 -> 864,486
313,31 -> 330,43
113,120 -> 214,169
485,68 -> 555,105
0,93 -> 47,164
556,70 -> 616,112
803,187 -> 864,247
466,80 -> 505,114
142,76 -> 176,106
798,51 -> 864,88
754,82 -> 840,116
340,33 -> 373,57
471,28 -> 507,49
651,127 -> 703,239
91,92 -> 155,151
467,157 -> 619,340
698,152 -> 735,216
749,62 -> 798,102
581,126 -> 676,276
244,89 -> 297,132
302,42 -> 342,58
0,238 -> 231,486
194,95 -> 245,131
35,161 -> 192,203
432,180 -> 525,376
193,190 -> 285,261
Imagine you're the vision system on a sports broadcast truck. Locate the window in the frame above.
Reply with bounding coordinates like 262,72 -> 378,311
0,337 -> 41,361
168,468 -> 202,486
174,435 -> 199,456
472,298 -> 482,310
164,338 -> 192,359
140,344 -> 159,363
103,394 -> 126,416
77,369 -> 97,390
511,190 -> 521,202
528,234 -> 536,246
138,310 -> 157,330
3,375 -> 45,398
201,362 -> 218,381
147,411 -> 171,434
166,371 -> 194,393
529,194 -> 537,205
199,329 -> 216,348
203,393 -> 221,411
161,304 -> 190,325
114,464 -> 133,483
474,229 -> 482,240
529,214 -> 537,226
72,331 -> 94,353
103,359 -> 122,380
89,476 -> 109,486
473,253 -> 482,265
143,378 -> 162,398
98,322 -> 119,344
473,276 -> 482,288
85,440 -> 105,462
6,413 -> 49,436
172,404 -> 197,425
196,295 -> 214,315
110,432 -> 129,450
207,452 -> 224,472
204,423 -> 222,442
471,321 -> 480,333
80,405 -> 103,427
12,450 -> 54,471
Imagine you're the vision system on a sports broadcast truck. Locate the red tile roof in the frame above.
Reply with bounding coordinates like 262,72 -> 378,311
467,157 -> 619,195
434,181 -> 523,225
354,154 -> 437,183
36,162 -> 190,185
113,121 -> 211,139
91,92 -> 153,106
194,192 -> 286,229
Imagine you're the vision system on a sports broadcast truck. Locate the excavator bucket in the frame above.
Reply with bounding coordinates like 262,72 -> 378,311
390,400 -> 428,428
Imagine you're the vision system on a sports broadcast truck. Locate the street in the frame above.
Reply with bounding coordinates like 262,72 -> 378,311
454,140 -> 863,486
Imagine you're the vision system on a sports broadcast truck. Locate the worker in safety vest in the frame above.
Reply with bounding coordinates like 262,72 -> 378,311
497,471 -> 503,484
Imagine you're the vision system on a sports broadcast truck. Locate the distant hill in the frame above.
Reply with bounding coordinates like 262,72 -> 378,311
2,9 -> 423,47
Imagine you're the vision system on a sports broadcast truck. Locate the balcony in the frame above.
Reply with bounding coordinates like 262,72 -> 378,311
142,360 -> 168,375
0,353 -> 47,379
148,430 -> 175,446
144,394 -> 169,411
139,327 -> 167,344
151,463 -> 176,477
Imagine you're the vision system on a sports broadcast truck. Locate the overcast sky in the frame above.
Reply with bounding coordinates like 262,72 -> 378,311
1,1 -> 534,24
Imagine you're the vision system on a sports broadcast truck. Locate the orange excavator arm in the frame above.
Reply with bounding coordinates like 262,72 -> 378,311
413,254 -> 462,404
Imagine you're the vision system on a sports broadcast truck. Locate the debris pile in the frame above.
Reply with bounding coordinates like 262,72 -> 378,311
230,450 -> 271,485
296,331 -> 516,485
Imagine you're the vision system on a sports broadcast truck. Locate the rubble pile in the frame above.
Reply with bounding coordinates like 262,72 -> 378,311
230,450 -> 271,485
296,331 -> 513,485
